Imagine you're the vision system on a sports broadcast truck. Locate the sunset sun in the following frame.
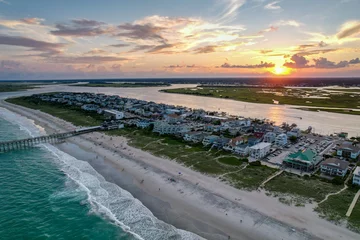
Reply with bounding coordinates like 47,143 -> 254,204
272,66 -> 291,75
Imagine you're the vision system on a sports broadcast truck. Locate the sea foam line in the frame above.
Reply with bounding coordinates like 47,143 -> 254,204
43,144 -> 145,240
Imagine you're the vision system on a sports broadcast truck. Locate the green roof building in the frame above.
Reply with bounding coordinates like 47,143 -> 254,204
283,149 -> 318,172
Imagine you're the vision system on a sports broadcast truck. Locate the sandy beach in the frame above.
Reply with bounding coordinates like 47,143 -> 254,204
1,98 -> 360,240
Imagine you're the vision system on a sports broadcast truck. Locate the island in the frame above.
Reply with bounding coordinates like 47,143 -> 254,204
161,85 -> 360,115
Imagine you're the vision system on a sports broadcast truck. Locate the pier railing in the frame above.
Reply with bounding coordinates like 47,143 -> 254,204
0,126 -> 101,153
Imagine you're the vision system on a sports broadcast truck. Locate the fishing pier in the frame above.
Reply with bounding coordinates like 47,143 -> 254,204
0,126 -> 101,153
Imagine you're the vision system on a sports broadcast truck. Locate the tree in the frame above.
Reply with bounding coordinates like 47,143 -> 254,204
289,135 -> 297,143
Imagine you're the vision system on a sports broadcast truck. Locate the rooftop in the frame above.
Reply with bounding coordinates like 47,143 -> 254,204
321,158 -> 350,170
287,149 -> 316,162
354,166 -> 360,176
249,142 -> 271,150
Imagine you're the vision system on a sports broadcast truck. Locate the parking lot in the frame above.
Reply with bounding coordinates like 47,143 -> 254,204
264,134 -> 336,167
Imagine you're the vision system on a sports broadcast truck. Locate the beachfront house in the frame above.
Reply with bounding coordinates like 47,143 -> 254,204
263,132 -> 276,143
337,142 -> 360,160
283,149 -> 318,172
202,135 -> 220,146
320,158 -> 350,177
249,142 -> 271,159
223,136 -> 245,152
184,132 -> 208,143
104,109 -> 124,120
275,133 -> 288,146
136,120 -> 152,129
353,167 -> 360,186
213,137 -> 230,149
234,144 -> 250,156
153,121 -> 190,135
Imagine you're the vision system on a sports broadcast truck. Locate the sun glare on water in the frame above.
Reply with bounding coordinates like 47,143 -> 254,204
272,66 -> 291,75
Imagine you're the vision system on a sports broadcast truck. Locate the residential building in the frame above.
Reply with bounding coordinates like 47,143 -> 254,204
337,142 -> 360,160
283,149 -> 318,172
275,133 -> 287,146
202,135 -> 220,146
263,132 -> 276,143
353,167 -> 360,186
234,144 -> 250,156
81,104 -> 99,111
183,132 -> 209,143
213,137 -> 230,149
164,114 -> 182,124
320,158 -> 350,177
287,128 -> 301,138
104,109 -> 124,120
249,142 -> 271,159
152,121 -> 190,135
136,120 -> 152,129
223,136 -> 244,152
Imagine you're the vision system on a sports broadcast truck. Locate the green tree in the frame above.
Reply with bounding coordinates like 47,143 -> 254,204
289,135 -> 297,143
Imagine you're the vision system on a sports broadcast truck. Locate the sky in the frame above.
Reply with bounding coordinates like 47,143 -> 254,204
0,0 -> 360,80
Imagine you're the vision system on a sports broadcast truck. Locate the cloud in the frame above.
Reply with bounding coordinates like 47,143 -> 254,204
0,34 -> 65,55
193,45 -> 217,54
313,58 -> 349,69
116,15 -> 248,55
71,19 -> 105,27
109,43 -> 129,48
48,55 -> 128,64
0,60 -> 24,71
117,23 -> 165,41
0,0 -> 10,4
283,54 -> 310,68
85,48 -> 107,55
220,61 -> 275,68
337,21 -> 360,39
296,48 -> 339,56
20,18 -> 44,25
259,49 -> 273,54
217,0 -> 246,23
164,64 -> 198,68
349,57 -> 360,64
51,19 -> 115,37
284,54 -> 360,69
127,45 -> 154,52
258,26 -> 278,34
264,1 -> 282,11
147,43 -> 180,54
274,20 -> 302,27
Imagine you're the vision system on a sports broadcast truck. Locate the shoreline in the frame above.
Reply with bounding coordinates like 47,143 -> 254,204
1,99 -> 360,240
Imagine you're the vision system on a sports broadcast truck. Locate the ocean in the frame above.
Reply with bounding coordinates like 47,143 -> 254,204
0,108 -> 201,240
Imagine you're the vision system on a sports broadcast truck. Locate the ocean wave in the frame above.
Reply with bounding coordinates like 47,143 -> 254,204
0,107 -> 45,138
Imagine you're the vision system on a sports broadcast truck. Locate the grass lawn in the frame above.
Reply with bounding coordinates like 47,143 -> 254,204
349,193 -> 360,232
265,172 -> 344,203
162,86 -> 360,109
316,187 -> 360,232
224,165 -> 277,191
218,156 -> 244,166
6,96 -> 104,126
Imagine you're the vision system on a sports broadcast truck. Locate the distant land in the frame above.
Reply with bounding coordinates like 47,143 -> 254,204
1,77 -> 360,87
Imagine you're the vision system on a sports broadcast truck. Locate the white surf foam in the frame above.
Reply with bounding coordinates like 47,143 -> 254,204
0,108 -> 204,240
